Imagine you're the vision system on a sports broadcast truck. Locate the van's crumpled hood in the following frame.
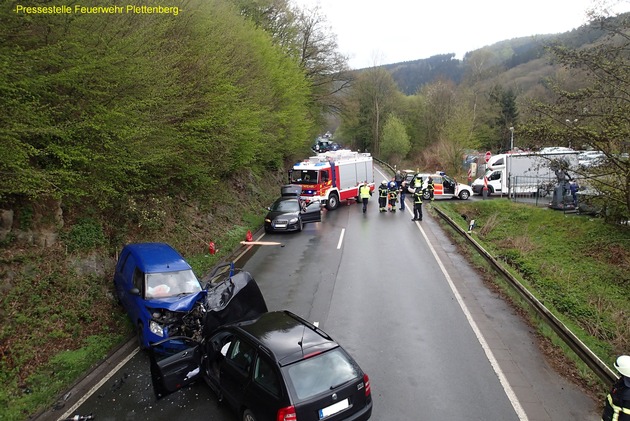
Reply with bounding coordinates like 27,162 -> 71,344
144,291 -> 205,312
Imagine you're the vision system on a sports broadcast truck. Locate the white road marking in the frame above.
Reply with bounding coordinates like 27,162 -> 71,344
58,346 -> 140,421
337,228 -> 345,249
416,223 -> 529,421
375,166 -> 527,420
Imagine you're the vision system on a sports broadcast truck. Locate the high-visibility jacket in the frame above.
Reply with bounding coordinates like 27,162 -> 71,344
378,185 -> 388,198
388,189 -> 398,201
602,378 -> 630,421
413,190 -> 423,204
359,184 -> 371,199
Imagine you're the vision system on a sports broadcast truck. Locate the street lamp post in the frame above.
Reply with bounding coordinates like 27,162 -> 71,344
509,127 -> 514,151
566,119 -> 578,149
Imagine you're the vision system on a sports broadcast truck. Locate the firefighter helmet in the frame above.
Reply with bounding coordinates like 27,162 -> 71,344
615,355 -> 630,377
381,180 -> 387,185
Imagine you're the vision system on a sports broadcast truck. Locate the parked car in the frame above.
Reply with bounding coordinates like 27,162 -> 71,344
578,151 -> 606,167
114,244 -> 267,349
150,311 -> 373,421
407,172 -> 472,200
264,185 -> 322,233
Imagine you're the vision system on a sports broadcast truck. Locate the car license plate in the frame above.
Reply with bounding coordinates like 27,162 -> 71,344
274,223 -> 287,228
318,398 -> 349,419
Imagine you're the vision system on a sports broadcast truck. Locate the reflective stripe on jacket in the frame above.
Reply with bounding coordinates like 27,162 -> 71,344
602,378 -> 630,421
414,191 -> 423,204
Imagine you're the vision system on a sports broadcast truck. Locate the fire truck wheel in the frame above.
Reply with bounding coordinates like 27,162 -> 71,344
326,193 -> 339,210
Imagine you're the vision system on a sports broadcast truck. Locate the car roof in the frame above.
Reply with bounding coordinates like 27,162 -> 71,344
274,196 -> 299,203
122,242 -> 192,274
236,311 -> 337,366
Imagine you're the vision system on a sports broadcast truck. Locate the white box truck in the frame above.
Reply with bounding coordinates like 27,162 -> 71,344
471,151 -> 579,196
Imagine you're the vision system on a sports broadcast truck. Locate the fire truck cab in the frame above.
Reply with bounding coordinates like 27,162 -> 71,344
289,150 -> 375,210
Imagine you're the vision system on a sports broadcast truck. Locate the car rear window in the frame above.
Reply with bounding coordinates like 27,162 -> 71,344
285,348 -> 360,401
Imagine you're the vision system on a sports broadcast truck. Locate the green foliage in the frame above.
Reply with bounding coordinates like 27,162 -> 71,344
380,115 -> 411,165
62,218 -> 106,252
0,0 -> 313,213
0,255 -> 129,420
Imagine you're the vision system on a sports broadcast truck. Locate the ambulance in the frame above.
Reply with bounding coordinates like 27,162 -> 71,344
289,150 -> 375,210
408,171 -> 473,200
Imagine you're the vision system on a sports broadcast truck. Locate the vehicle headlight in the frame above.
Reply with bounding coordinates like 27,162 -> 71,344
265,218 -> 272,223
289,217 -> 298,224
149,320 -> 164,337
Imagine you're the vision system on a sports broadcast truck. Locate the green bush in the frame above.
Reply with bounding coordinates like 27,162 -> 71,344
62,219 -> 106,252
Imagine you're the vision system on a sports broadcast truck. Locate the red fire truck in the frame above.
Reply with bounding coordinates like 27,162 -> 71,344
288,150 -> 375,210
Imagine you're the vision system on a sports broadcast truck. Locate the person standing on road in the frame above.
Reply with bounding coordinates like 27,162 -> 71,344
395,170 -> 403,188
388,181 -> 398,212
359,181 -> 371,214
602,355 -> 630,421
426,176 -> 435,202
412,186 -> 423,221
378,180 -> 388,212
399,180 -> 407,211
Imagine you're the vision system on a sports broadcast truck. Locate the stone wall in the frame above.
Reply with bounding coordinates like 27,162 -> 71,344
0,199 -> 64,247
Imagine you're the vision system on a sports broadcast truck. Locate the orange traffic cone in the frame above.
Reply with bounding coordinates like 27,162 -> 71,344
245,230 -> 253,242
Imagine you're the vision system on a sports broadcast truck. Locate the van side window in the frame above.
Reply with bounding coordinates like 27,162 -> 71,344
133,268 -> 144,291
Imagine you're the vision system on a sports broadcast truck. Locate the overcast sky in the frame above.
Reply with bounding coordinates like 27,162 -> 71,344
292,0 -> 630,69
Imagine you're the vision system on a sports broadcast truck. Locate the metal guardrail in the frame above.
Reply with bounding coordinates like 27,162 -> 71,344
432,206 -> 618,386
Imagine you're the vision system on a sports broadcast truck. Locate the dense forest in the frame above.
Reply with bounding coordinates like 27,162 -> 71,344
1,0 -> 629,419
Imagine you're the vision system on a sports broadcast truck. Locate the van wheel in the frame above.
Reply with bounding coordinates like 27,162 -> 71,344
243,409 -> 257,421
326,193 -> 339,210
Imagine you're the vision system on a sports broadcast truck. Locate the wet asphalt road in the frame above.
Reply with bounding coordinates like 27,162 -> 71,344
42,168 -> 600,421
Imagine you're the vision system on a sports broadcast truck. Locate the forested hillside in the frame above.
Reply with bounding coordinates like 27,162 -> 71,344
376,20 -> 614,96
337,12 -> 630,221
0,0 -> 348,419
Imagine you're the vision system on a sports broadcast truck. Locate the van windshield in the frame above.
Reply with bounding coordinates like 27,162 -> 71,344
145,270 -> 202,299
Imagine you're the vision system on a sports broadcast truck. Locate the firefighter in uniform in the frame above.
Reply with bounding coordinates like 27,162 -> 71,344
388,181 -> 398,212
378,180 -> 388,212
412,186 -> 423,221
602,355 -> 630,421
359,181 -> 371,214
426,176 -> 435,201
